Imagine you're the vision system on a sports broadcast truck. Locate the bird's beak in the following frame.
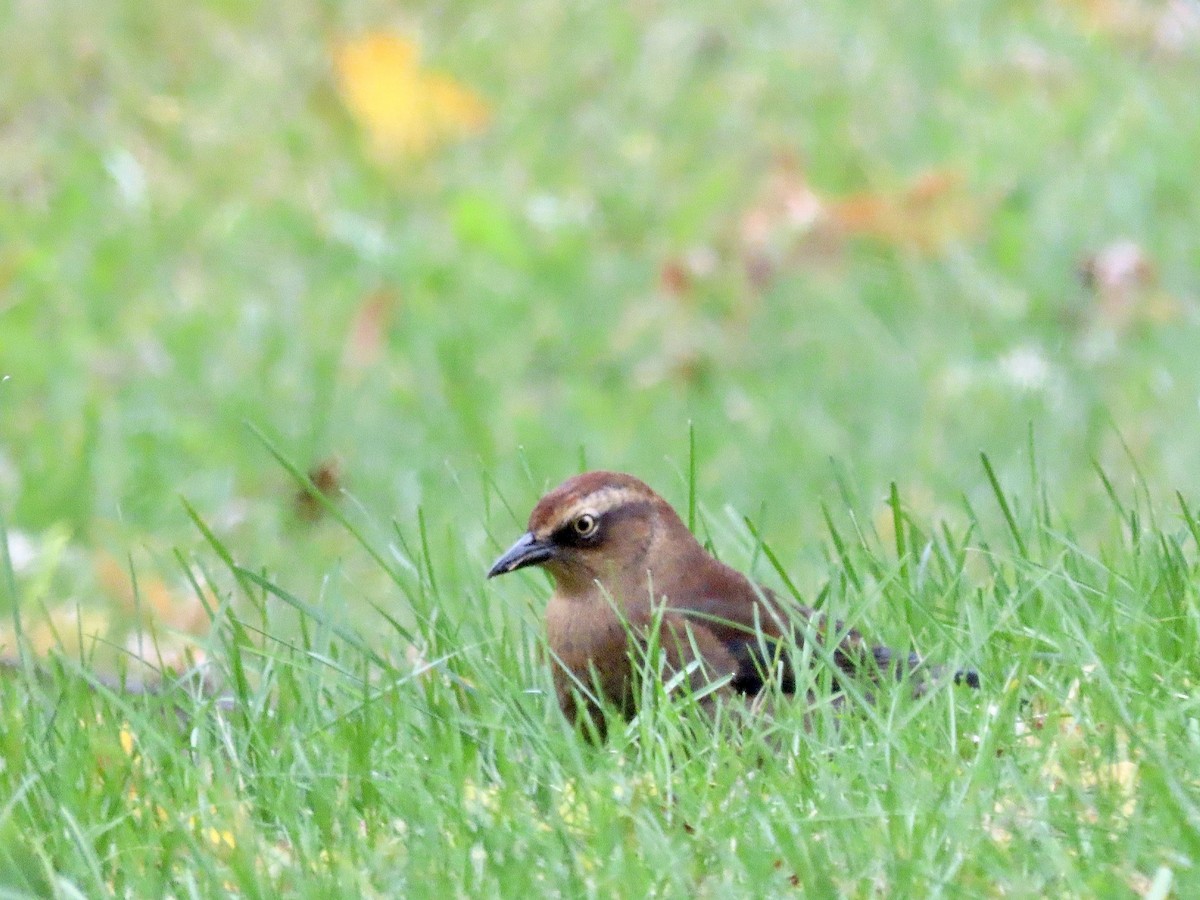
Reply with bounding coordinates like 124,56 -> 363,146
487,532 -> 555,578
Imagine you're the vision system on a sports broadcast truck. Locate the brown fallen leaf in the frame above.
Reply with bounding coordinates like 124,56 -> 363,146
294,458 -> 344,523
659,259 -> 693,298
341,289 -> 397,376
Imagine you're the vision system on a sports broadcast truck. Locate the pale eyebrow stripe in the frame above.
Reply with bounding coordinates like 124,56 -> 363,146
557,487 -> 644,523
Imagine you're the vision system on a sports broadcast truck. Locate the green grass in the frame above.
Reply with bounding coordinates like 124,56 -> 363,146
4,469 -> 1199,894
2,0 -> 1199,894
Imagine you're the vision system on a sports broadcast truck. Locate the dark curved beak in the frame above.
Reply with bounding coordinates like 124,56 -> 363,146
487,532 -> 555,578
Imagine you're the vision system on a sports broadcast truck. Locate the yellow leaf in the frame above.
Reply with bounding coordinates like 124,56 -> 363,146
0,607 -> 111,657
332,33 -> 489,159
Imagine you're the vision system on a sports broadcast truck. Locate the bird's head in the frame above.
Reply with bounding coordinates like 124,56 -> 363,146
487,471 -> 685,593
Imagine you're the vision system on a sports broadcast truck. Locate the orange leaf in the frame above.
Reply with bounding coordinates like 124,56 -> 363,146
94,553 -> 211,635
827,168 -> 977,252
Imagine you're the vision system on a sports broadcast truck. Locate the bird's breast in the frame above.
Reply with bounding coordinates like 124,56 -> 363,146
545,594 -> 631,666
545,592 -> 641,720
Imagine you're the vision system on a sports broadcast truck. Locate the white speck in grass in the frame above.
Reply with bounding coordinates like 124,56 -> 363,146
722,387 -> 757,425
999,345 -> 1051,392
3,530 -> 36,574
684,245 -> 718,277
470,843 -> 487,879
1152,368 -> 1174,395
104,147 -> 147,210
1157,0 -> 1200,53
328,211 -> 388,262
525,195 -> 557,229
1145,866 -> 1174,900
525,193 -> 594,231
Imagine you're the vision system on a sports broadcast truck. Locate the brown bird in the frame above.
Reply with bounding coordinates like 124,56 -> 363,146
488,471 -> 978,734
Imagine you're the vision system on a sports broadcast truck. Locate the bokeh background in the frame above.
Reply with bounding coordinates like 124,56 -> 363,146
2,1 -> 1198,657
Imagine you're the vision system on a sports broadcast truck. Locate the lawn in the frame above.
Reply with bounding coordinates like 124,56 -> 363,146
1,0 -> 1198,895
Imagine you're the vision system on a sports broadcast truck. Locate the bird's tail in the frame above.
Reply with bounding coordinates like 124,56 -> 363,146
858,642 -> 980,692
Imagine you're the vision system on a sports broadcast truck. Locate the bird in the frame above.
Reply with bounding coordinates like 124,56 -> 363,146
488,470 -> 978,735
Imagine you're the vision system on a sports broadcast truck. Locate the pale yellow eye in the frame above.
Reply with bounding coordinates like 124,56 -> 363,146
573,513 -> 598,537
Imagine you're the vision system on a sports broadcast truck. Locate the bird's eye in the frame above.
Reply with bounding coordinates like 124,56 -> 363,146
573,513 -> 598,538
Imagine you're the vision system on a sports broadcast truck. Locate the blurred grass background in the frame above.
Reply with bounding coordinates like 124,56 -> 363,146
4,1 -> 1198,632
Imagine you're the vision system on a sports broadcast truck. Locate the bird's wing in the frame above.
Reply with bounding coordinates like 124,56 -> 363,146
660,570 -> 806,694
660,560 -> 976,694
669,583 -> 931,694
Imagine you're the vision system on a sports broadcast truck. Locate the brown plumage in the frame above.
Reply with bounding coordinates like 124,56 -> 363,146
488,471 -> 977,733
